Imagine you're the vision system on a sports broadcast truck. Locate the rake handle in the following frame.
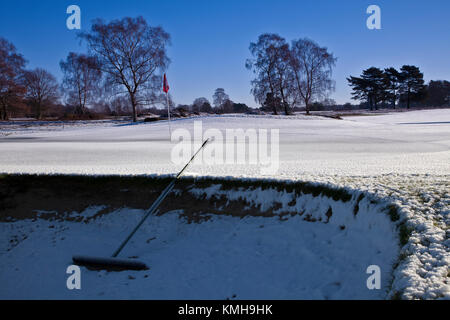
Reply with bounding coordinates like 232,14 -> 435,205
112,139 -> 209,258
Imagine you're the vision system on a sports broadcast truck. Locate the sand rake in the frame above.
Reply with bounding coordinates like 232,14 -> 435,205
72,139 -> 210,271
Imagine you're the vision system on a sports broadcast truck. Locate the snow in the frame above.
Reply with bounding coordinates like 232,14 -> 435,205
0,110 -> 449,176
0,190 -> 398,299
334,175 -> 450,300
0,109 -> 449,299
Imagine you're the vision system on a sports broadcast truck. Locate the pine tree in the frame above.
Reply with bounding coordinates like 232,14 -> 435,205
347,67 -> 385,110
399,65 -> 425,109
384,67 -> 402,109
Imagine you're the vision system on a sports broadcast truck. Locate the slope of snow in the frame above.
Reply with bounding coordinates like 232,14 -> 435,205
321,174 -> 450,300
0,188 -> 398,299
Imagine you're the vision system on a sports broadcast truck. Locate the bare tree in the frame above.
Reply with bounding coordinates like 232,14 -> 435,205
92,99 -> 111,116
110,96 -> 131,116
289,38 -> 336,115
192,97 -> 210,113
0,38 -> 26,120
60,52 -> 102,115
22,68 -> 59,119
272,41 -> 292,115
80,16 -> 170,122
212,88 -> 229,110
246,34 -> 291,115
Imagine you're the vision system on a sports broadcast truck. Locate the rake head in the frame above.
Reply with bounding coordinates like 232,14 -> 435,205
72,255 -> 149,271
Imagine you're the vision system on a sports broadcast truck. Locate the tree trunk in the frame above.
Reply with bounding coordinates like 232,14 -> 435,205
130,93 -> 137,122
1,102 -> 8,120
270,91 -> 277,115
392,89 -> 396,109
37,100 -> 42,120
279,87 -> 289,115
406,89 -> 410,109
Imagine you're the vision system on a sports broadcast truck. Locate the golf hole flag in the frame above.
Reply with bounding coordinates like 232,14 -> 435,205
163,74 -> 170,93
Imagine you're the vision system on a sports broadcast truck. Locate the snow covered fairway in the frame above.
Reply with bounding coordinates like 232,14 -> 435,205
0,109 -> 449,299
0,109 -> 449,177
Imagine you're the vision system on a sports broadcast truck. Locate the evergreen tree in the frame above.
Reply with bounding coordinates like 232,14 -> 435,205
347,76 -> 370,108
423,80 -> 450,107
383,67 -> 402,109
399,65 -> 426,109
347,67 -> 385,110
362,67 -> 385,110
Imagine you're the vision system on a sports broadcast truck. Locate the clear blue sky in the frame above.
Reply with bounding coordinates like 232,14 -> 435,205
1,0 -> 449,107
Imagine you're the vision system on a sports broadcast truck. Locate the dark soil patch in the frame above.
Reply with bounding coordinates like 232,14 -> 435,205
0,174 -> 354,223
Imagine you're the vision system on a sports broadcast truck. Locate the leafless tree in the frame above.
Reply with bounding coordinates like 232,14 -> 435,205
110,96 -> 132,116
212,88 -> 229,110
0,38 -> 26,120
91,99 -> 111,116
80,16 -> 170,122
192,97 -> 210,113
60,52 -> 102,114
289,38 -> 336,115
22,68 -> 60,119
272,42 -> 292,115
246,34 -> 291,115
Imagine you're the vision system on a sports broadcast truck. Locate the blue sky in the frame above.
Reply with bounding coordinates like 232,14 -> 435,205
1,0 -> 449,107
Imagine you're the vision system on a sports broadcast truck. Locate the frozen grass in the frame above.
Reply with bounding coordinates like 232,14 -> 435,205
310,174 -> 450,300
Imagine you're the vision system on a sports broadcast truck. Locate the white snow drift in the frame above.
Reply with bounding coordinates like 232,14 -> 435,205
0,184 -> 398,299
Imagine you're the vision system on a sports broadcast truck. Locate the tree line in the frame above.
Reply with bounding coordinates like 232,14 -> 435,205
1,16 -> 170,121
246,34 -> 450,114
246,33 -> 337,115
0,15 -> 251,122
2,17 -> 449,121
348,66 -> 449,110
348,65 -> 423,110
175,88 -> 250,116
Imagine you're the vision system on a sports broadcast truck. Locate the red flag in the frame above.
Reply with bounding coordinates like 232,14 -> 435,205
163,74 -> 170,93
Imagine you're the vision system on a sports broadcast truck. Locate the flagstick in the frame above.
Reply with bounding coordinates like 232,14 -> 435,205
166,91 -> 172,139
